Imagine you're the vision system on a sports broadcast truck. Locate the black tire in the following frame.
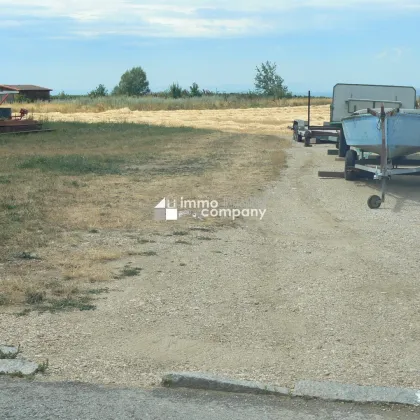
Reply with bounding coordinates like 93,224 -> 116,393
344,149 -> 358,181
367,195 -> 382,209
338,129 -> 349,158
293,123 -> 298,142
293,123 -> 303,142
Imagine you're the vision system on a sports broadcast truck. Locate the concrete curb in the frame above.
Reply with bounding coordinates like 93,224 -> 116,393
0,359 -> 39,376
162,372 -> 289,396
294,380 -> 420,407
162,372 -> 420,407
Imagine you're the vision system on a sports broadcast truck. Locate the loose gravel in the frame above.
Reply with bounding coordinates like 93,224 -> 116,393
0,142 -> 419,389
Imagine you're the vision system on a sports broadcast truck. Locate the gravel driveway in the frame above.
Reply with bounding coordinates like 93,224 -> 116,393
1,141 -> 419,389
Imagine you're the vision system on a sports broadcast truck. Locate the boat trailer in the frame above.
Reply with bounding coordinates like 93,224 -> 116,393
289,91 -> 340,147
348,106 -> 420,209
321,105 -> 420,209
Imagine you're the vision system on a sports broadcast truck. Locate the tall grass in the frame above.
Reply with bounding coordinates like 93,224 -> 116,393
11,95 -> 332,114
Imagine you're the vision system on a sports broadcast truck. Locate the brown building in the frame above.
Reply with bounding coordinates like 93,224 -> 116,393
0,84 -> 52,102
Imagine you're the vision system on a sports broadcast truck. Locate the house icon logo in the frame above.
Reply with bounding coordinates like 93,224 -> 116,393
154,198 -> 178,221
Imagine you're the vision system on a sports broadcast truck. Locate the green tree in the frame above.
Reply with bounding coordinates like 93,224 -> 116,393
169,82 -> 183,99
113,66 -> 150,96
189,82 -> 202,97
57,91 -> 68,100
88,84 -> 108,98
254,61 -> 291,98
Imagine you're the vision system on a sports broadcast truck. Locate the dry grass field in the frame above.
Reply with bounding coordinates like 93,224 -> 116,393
0,121 -> 287,310
11,96 -> 331,113
33,104 -> 331,136
1,104 -> 331,309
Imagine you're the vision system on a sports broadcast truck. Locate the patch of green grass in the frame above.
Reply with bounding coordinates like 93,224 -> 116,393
137,238 -> 157,244
0,176 -> 11,184
0,372 -> 27,379
16,293 -> 97,314
25,291 -> 46,304
40,296 -> 96,312
120,266 -> 142,277
1,203 -> 18,210
18,155 -> 122,175
0,294 -> 9,305
196,236 -> 214,241
189,227 -> 212,232
36,359 -> 49,374
139,250 -> 157,256
172,231 -> 189,236
15,308 -> 31,317
146,157 -> 214,176
85,287 -> 109,295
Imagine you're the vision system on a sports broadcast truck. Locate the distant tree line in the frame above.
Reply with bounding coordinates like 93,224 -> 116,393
53,62 -> 323,100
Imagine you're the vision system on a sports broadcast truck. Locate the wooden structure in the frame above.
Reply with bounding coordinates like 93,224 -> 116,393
0,84 -> 52,102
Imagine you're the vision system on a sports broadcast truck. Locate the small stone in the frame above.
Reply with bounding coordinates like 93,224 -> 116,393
0,345 -> 19,358
14,251 -> 41,260
0,359 -> 39,375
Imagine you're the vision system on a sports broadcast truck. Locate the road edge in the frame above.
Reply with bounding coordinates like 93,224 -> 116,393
162,372 -> 420,407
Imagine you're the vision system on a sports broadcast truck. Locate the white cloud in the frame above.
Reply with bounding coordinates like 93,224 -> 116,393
375,47 -> 405,62
0,0 -> 418,38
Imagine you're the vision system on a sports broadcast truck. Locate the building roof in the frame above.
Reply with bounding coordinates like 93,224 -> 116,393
0,84 -> 52,91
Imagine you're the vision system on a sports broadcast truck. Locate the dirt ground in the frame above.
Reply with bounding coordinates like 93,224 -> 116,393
1,132 -> 419,390
35,104 -> 330,136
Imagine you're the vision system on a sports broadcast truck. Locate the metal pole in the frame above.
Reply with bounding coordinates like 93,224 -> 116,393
308,90 -> 311,128
380,104 -> 387,202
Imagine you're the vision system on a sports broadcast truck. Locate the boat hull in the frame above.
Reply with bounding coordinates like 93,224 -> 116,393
341,112 -> 420,159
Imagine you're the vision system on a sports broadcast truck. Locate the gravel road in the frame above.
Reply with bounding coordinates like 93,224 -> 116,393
0,140 -> 419,390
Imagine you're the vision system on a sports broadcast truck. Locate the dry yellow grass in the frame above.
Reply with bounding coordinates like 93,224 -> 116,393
34,104 -> 330,136
0,122 -> 289,309
1,102 -> 334,309
11,96 -> 331,114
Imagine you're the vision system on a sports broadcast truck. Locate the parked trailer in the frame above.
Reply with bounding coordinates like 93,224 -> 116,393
290,84 -> 417,156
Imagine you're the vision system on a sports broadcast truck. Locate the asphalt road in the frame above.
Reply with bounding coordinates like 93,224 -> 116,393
1,378 -> 419,420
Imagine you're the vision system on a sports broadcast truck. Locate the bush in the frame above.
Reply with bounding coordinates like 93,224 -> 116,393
169,83 -> 183,99
88,84 -> 108,98
15,94 -> 32,103
189,82 -> 202,97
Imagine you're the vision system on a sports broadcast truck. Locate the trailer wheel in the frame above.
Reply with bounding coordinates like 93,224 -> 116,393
344,149 -> 358,181
292,122 -> 303,142
338,130 -> 349,158
293,124 -> 298,141
367,195 -> 382,209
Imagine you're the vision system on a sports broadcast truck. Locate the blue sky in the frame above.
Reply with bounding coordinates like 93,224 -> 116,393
1,0 -> 419,95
